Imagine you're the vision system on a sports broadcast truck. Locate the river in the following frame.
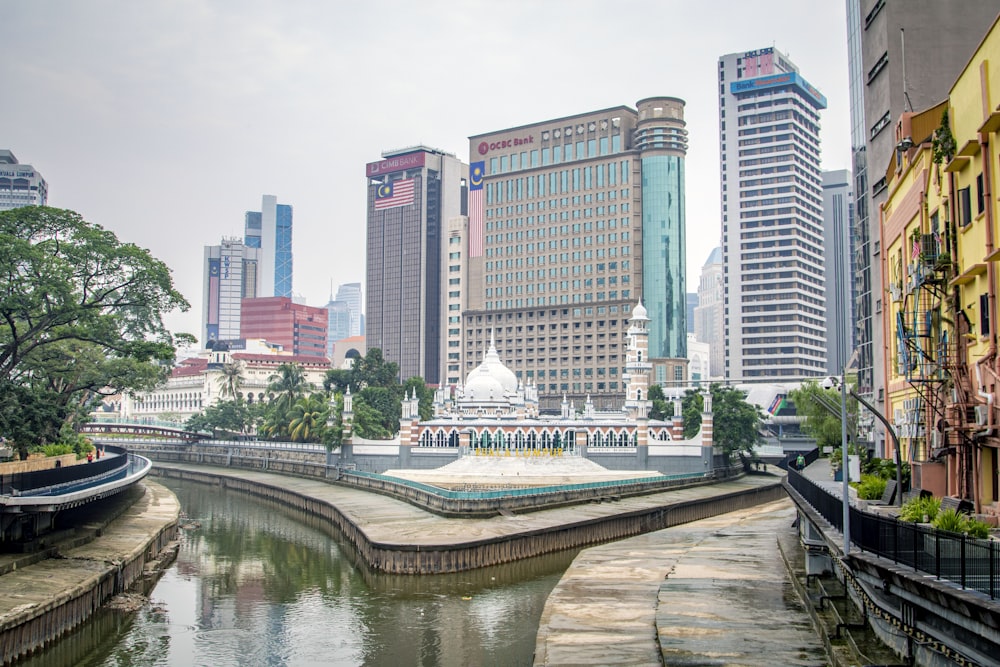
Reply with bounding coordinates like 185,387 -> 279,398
23,478 -> 578,667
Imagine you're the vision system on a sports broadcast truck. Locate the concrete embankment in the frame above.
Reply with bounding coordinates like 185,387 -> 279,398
0,481 -> 179,665
151,462 -> 785,575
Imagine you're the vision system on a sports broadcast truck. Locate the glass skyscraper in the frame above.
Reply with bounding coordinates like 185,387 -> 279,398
464,98 -> 688,409
245,195 -> 293,298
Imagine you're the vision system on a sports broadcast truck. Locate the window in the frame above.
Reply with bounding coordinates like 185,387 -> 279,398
982,293 -> 991,336
977,173 -> 985,214
959,186 -> 972,226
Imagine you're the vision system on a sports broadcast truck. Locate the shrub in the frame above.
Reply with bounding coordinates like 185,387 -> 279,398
899,495 -> 941,523
965,519 -> 992,539
38,443 -> 74,457
932,508 -> 967,533
856,474 -> 887,500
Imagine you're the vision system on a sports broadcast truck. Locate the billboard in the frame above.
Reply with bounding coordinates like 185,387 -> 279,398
730,72 -> 827,109
366,152 -> 426,177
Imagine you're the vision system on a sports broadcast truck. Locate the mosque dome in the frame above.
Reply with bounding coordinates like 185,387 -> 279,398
464,363 -> 505,401
484,342 -> 519,393
631,299 -> 649,321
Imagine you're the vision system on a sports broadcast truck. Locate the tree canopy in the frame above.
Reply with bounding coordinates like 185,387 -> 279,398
0,207 -> 191,456
788,380 -> 858,451
710,384 -> 763,465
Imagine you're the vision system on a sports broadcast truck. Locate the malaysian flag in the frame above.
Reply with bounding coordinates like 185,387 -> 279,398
468,161 -> 485,258
374,178 -> 416,210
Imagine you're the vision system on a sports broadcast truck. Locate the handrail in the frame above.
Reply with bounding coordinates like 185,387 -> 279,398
787,466 -> 998,599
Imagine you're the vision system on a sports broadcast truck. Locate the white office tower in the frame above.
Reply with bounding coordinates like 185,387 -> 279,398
0,150 -> 47,210
335,282 -> 363,337
718,47 -> 828,381
203,238 -> 262,345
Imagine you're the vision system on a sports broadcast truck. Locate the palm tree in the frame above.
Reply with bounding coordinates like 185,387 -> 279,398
267,363 -> 312,414
217,360 -> 245,400
287,394 -> 328,442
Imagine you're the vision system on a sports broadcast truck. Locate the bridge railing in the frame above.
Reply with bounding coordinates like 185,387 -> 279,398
1,445 -> 129,496
788,466 -> 999,600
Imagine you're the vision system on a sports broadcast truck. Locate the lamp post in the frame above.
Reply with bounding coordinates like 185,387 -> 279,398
839,370 -> 850,555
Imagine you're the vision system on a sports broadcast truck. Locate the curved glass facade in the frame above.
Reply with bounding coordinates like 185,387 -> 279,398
641,155 -> 686,359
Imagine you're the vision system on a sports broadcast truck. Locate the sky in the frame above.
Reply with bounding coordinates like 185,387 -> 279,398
1,1 -> 852,344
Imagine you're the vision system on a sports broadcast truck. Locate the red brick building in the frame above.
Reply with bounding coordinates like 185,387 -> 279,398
241,297 -> 328,358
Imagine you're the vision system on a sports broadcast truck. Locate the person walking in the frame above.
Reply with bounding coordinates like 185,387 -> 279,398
795,454 -> 805,471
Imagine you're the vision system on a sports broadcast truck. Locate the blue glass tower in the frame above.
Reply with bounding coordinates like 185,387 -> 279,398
244,195 -> 292,298
636,97 -> 688,361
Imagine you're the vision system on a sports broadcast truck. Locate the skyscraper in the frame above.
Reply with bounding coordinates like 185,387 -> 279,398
324,299 -> 352,359
718,48 -> 827,382
245,195 -> 293,298
822,169 -> 854,375
365,147 -> 467,384
335,282 -> 363,337
464,98 -> 688,409
846,0 -> 998,453
0,150 -> 47,210
694,247 -> 724,380
202,237 -> 261,346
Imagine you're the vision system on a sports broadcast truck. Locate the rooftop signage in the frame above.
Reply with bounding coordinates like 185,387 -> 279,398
476,134 -> 535,156
730,71 -> 827,109
366,151 -> 426,177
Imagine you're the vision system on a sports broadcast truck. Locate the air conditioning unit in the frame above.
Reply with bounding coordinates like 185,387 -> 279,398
975,405 -> 989,426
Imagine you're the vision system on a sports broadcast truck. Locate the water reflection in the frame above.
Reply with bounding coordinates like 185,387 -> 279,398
24,479 -> 577,667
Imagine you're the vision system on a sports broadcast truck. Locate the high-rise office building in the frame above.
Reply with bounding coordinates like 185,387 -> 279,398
846,0 -> 998,453
694,247 -> 724,380
335,282 -> 363,337
245,195 -> 293,298
324,299 -> 352,359
0,150 -> 47,210
464,98 -> 688,409
241,296 -> 328,358
822,169 -> 855,376
365,146 -> 467,385
202,237 -> 261,346
718,47 -> 828,382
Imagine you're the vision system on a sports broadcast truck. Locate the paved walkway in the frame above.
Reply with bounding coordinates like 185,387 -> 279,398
153,463 -> 781,549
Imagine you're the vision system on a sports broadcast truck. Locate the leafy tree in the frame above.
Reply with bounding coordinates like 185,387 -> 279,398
287,394 -> 329,443
648,384 -> 669,421
681,389 -> 704,439
352,348 -> 399,389
0,207 -> 190,457
267,363 -> 312,413
217,359 -> 245,400
710,384 -> 763,467
351,395 -> 393,439
186,399 -> 260,437
788,381 -> 857,451
358,386 -> 401,435
323,367 -> 353,394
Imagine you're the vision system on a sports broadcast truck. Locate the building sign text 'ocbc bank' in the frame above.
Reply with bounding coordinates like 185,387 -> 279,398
477,135 -> 535,156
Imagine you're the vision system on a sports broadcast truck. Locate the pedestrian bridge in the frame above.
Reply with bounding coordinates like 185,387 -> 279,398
0,445 -> 151,543
79,421 -> 209,443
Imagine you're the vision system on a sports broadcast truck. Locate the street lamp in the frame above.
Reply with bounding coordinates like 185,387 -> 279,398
822,374 -> 851,555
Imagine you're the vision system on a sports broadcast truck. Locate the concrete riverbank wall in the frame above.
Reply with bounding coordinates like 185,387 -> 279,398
0,481 -> 179,665
151,464 -> 785,575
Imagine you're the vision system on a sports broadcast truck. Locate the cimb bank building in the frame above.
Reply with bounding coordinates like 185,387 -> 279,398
462,98 -> 689,411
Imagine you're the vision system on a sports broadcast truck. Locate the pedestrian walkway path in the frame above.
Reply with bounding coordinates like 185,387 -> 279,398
534,497 -> 827,666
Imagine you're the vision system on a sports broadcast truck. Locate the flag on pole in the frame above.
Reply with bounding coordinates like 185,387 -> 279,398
374,178 -> 416,210
469,161 -> 485,258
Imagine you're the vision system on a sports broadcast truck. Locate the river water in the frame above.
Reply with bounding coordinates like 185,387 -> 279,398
24,479 -> 578,667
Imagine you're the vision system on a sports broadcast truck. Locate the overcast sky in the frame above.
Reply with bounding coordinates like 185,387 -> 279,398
2,1 -> 851,343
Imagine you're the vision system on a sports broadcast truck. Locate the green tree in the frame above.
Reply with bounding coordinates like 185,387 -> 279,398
710,384 -> 763,467
287,394 -> 329,442
351,394 -> 393,439
0,207 -> 190,457
185,399 -> 260,437
267,363 -> 313,413
788,380 -> 857,452
681,389 -> 704,439
352,348 -> 399,389
217,359 -> 245,400
648,384 -> 669,421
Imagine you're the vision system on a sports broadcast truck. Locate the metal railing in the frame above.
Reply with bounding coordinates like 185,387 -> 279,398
788,467 -> 999,599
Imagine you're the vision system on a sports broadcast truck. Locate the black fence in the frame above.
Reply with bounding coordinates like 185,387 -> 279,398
0,445 -> 128,495
788,466 -> 999,600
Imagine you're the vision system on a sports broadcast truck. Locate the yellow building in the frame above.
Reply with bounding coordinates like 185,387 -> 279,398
881,15 -> 1000,518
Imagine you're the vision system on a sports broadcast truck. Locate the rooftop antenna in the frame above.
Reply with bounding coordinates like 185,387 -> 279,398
901,28 -> 913,112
